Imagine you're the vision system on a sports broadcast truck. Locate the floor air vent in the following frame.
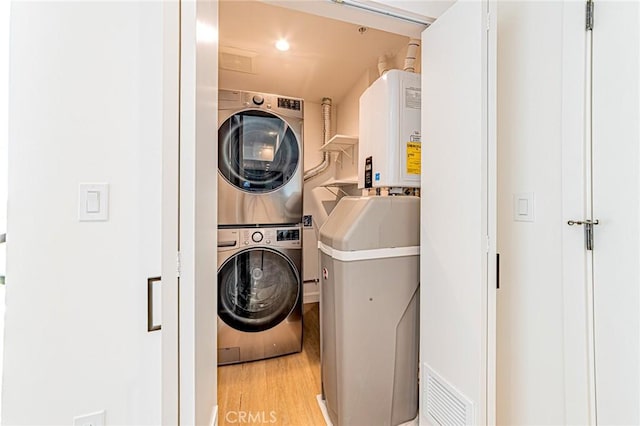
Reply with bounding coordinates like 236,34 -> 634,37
423,365 -> 474,425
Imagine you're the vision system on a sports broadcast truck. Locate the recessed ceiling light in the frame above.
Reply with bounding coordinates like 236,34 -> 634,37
275,39 -> 290,52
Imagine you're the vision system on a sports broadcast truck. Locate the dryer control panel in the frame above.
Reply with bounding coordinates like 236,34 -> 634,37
218,89 -> 304,120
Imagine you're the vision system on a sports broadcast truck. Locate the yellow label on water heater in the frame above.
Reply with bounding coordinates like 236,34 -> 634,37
406,142 -> 421,175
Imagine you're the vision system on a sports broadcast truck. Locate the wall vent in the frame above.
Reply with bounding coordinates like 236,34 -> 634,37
423,365 -> 474,425
219,46 -> 257,74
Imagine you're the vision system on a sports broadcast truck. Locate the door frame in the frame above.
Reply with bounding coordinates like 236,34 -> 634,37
161,1 -> 180,423
162,0 -> 219,424
163,1 -> 496,424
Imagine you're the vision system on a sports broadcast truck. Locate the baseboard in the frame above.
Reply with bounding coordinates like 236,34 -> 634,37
210,405 -> 218,426
316,394 -> 332,426
304,291 -> 320,304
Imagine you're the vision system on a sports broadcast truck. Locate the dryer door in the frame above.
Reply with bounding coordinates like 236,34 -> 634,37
218,110 -> 300,193
218,247 -> 300,332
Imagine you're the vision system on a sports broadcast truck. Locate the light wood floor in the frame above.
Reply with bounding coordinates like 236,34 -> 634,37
218,303 -> 327,426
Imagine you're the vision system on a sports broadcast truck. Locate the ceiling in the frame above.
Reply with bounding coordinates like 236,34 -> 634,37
219,0 -> 412,104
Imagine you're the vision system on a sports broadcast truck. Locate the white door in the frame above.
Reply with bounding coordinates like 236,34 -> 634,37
420,1 -> 496,425
562,2 -> 640,423
561,2 -> 596,423
591,2 -> 640,424
0,0 -> 8,418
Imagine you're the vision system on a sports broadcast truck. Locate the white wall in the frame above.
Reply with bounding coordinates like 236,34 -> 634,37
302,101 -> 323,281
336,71 -> 371,135
300,70 -> 374,290
589,2 -> 640,423
302,101 -> 339,298
496,2 -> 566,424
3,2 -> 162,424
335,68 -> 370,181
304,102 -> 325,171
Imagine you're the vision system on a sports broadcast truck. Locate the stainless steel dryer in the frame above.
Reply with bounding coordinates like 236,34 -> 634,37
218,89 -> 303,227
217,225 -> 303,365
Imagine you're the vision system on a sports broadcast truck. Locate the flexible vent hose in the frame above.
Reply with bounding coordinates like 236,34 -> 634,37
303,97 -> 332,181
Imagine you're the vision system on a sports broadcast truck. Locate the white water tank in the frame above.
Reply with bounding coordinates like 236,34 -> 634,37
358,69 -> 421,190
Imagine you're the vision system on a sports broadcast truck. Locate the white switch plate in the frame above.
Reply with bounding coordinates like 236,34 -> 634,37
513,192 -> 535,222
79,183 -> 109,222
73,410 -> 105,426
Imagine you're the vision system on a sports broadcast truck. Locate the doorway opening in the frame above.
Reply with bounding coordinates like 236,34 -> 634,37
216,1 -> 423,423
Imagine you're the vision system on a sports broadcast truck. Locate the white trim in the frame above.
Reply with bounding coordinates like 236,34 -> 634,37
330,0 -> 433,27
178,0 -> 218,424
210,405 -> 218,426
161,1 -> 180,424
318,241 -> 419,262
485,1 -> 497,424
303,289 -> 320,304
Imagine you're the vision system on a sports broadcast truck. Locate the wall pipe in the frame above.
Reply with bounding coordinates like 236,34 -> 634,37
404,38 -> 420,73
378,55 -> 390,76
304,97 -> 332,181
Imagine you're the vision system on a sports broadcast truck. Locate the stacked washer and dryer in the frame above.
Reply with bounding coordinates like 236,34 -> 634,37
217,89 -> 305,365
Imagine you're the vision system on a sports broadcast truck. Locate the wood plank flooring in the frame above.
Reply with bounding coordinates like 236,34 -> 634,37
218,303 -> 327,426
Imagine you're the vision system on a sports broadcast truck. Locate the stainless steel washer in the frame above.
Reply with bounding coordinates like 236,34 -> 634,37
217,225 -> 303,365
218,89 -> 303,227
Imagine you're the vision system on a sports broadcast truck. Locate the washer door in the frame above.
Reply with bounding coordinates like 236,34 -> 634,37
218,110 -> 300,193
218,248 -> 300,332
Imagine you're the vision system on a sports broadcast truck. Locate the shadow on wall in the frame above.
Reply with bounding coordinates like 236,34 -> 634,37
302,154 -> 361,282
322,199 -> 339,216
302,168 -> 339,284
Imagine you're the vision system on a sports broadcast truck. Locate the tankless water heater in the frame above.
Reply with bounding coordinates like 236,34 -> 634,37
358,69 -> 421,190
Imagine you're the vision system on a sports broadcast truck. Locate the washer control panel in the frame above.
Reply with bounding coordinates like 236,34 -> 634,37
218,226 -> 301,250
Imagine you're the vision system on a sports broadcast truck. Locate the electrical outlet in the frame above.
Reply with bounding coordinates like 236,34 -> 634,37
303,215 -> 313,228
73,410 -> 105,426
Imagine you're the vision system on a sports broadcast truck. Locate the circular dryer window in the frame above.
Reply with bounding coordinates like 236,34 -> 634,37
218,247 -> 300,333
218,110 -> 300,193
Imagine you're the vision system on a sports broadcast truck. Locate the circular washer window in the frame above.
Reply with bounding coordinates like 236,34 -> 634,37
218,248 -> 300,333
218,110 -> 300,193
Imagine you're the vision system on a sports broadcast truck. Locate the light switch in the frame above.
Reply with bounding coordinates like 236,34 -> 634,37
518,198 -> 529,216
86,191 -> 100,213
79,183 -> 109,222
513,192 -> 535,222
73,410 -> 105,426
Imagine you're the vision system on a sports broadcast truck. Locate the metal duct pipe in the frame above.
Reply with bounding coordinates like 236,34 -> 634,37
304,97 -> 332,181
403,38 -> 420,73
